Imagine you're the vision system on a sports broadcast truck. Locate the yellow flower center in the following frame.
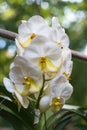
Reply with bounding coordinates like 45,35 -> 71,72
15,76 -> 40,96
56,41 -> 63,49
30,33 -> 37,39
40,57 -> 46,63
52,97 -> 61,107
63,72 -> 71,81
23,76 -> 31,86
18,33 -> 37,47
57,41 -> 61,46
39,56 -> 46,71
50,96 -> 64,113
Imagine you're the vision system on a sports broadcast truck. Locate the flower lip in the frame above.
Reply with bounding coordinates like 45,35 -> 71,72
51,96 -> 64,108
23,76 -> 31,86
50,96 -> 65,113
30,33 -> 37,39
18,33 -> 37,48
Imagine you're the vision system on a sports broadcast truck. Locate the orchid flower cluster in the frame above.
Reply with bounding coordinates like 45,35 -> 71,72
3,15 -> 73,123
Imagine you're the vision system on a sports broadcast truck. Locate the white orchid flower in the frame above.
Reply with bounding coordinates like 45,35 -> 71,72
3,56 -> 42,108
9,56 -> 42,96
51,17 -> 69,49
39,76 -> 73,113
17,15 -> 51,47
50,76 -> 73,112
61,49 -> 73,81
23,36 -> 62,78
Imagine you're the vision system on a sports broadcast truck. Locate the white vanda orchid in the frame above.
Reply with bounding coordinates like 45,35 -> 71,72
58,48 -> 73,81
9,56 -> 42,95
39,76 -> 73,113
3,56 -> 42,108
17,15 -> 51,48
62,49 -> 73,80
51,17 -> 69,49
23,36 -> 62,78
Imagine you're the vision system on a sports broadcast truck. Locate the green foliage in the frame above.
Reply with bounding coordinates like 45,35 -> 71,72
0,89 -> 87,130
45,109 -> 87,130
0,85 -> 44,130
70,58 -> 87,107
76,124 -> 87,130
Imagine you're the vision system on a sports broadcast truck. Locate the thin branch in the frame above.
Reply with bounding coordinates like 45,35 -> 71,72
0,28 -> 87,61
71,50 -> 87,61
0,28 -> 18,40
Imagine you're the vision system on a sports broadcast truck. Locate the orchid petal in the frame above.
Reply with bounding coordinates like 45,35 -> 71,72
9,66 -> 23,84
3,78 -> 15,93
15,91 -> 29,108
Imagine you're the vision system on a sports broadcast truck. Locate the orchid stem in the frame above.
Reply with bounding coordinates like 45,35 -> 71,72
36,74 -> 45,108
44,112 -> 47,130
28,97 -> 36,102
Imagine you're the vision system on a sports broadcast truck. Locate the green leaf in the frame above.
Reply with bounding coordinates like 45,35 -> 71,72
45,108 -> 87,130
0,95 -> 46,130
0,103 -> 31,129
70,109 -> 87,121
0,97 -> 35,130
45,110 -> 73,130
76,124 -> 87,130
0,85 -> 13,99
0,109 -> 29,130
54,117 -> 71,130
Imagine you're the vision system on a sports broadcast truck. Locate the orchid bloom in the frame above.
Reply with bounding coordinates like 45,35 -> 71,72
62,49 -> 73,80
23,36 -> 62,78
3,56 -> 42,108
10,56 -> 42,95
58,48 -> 73,81
39,76 -> 73,113
17,15 -> 51,47
51,17 -> 69,49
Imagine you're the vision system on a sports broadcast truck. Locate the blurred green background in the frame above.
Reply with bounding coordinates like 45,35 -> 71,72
0,0 -> 87,128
